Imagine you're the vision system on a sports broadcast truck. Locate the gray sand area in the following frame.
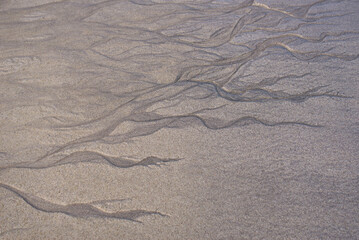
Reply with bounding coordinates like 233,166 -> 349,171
0,0 -> 358,239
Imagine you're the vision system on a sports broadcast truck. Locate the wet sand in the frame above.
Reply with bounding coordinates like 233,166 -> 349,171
0,0 -> 358,239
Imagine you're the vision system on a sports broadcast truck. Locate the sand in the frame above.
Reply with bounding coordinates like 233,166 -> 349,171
0,0 -> 358,239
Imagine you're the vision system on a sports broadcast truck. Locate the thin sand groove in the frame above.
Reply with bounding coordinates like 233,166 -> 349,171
0,154 -> 181,170
0,183 -> 166,223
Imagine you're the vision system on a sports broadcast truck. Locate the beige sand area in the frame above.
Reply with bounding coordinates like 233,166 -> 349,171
0,0 -> 358,239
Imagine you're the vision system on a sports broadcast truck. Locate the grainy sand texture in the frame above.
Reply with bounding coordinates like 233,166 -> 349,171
0,0 -> 358,239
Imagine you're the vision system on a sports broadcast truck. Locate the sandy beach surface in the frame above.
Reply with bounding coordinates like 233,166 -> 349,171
0,0 -> 358,239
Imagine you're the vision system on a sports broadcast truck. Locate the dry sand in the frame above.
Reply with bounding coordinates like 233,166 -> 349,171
0,0 -> 358,239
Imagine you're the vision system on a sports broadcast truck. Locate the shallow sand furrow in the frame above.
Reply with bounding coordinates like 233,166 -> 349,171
0,183 -> 165,223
